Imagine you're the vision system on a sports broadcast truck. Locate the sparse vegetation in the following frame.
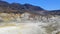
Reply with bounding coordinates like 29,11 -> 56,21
0,0 -> 60,34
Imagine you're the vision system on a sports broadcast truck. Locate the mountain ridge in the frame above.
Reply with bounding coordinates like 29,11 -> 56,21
0,0 -> 60,16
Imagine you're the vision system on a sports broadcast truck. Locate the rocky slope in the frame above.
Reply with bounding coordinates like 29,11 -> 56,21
0,0 -> 60,16
0,0 -> 60,34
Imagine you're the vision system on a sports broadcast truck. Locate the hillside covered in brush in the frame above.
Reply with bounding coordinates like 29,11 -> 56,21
0,0 -> 60,16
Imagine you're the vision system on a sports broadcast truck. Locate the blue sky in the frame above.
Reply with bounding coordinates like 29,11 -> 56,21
2,0 -> 60,10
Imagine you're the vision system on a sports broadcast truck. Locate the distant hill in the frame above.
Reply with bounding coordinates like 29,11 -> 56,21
48,10 -> 60,15
24,4 -> 44,11
0,0 -> 60,16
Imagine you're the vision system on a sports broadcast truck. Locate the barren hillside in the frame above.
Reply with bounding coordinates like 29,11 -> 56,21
0,0 -> 60,34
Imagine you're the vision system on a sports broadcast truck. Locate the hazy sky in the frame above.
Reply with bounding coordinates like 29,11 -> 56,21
2,0 -> 60,10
